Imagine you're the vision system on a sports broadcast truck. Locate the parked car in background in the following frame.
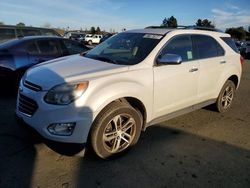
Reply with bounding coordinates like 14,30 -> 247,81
85,34 -> 103,45
100,33 -> 113,43
0,36 -> 89,85
241,42 -> 250,59
235,41 -> 242,52
0,25 -> 61,43
63,32 -> 86,42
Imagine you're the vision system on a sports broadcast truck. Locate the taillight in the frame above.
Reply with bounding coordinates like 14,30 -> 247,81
240,56 -> 244,65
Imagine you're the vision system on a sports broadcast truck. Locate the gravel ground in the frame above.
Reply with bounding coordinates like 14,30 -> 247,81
0,60 -> 250,188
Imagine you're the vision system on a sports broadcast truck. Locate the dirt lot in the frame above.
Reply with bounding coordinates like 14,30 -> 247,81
0,61 -> 250,188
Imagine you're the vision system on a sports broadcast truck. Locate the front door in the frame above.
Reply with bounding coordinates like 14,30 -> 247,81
153,35 -> 199,118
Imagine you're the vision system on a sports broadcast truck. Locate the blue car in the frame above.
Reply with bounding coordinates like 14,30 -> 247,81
0,36 -> 89,85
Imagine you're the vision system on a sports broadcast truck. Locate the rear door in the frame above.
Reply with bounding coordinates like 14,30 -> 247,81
153,34 -> 199,117
192,35 -> 225,102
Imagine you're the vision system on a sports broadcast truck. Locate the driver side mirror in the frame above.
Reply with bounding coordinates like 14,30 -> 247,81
157,54 -> 182,65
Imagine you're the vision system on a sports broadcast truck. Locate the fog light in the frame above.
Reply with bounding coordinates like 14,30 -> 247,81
47,122 -> 76,136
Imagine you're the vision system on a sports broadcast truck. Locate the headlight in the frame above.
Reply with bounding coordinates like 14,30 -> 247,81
44,82 -> 88,105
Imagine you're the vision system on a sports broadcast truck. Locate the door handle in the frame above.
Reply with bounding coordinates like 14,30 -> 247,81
189,67 -> 199,72
220,60 -> 226,64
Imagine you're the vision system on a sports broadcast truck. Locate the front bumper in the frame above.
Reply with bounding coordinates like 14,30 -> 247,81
16,81 -> 95,144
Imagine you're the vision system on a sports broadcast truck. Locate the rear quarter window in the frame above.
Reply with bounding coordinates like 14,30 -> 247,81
221,37 -> 239,53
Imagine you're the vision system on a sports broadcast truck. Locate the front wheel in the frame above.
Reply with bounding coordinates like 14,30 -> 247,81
216,80 -> 236,113
91,101 -> 142,159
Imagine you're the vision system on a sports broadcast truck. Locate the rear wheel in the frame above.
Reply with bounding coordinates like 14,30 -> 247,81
91,101 -> 142,159
216,80 -> 236,113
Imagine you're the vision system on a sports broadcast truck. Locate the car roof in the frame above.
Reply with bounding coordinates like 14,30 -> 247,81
125,27 -> 229,37
126,29 -> 173,35
0,36 -> 62,49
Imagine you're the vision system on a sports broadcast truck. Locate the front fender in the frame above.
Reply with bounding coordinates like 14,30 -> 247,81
89,81 -> 153,121
77,68 -> 154,122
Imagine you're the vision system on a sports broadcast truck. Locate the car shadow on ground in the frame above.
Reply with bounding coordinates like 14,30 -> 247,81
76,125 -> 250,188
0,89 -> 39,187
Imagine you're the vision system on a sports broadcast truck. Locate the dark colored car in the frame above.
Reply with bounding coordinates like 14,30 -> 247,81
0,36 -> 89,85
241,42 -> 250,59
100,33 -> 113,43
0,25 -> 61,43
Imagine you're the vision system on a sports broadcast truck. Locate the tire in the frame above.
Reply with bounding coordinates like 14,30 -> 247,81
91,101 -> 142,159
216,80 -> 236,113
88,40 -> 92,45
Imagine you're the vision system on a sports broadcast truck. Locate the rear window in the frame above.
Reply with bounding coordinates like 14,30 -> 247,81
221,37 -> 239,53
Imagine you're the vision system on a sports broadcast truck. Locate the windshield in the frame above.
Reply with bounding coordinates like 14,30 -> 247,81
84,32 -> 162,65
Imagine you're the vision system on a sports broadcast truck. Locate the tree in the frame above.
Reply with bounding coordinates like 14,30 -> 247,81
16,22 -> 25,27
96,26 -> 101,34
248,26 -> 250,33
0,21 -> 4,25
161,16 -> 178,28
90,26 -> 96,34
196,19 -> 214,28
225,27 -> 246,41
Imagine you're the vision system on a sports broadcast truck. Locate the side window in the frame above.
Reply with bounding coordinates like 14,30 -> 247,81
193,35 -> 224,59
161,35 -> 194,62
62,39 -> 87,54
26,42 -> 40,55
221,37 -> 239,53
37,40 -> 61,55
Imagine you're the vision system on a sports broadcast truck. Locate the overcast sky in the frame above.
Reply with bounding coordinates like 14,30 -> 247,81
0,0 -> 249,31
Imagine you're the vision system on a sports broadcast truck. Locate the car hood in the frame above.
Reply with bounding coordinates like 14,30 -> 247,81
24,54 -> 128,90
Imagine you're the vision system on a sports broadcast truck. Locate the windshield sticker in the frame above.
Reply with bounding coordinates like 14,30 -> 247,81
143,34 -> 163,39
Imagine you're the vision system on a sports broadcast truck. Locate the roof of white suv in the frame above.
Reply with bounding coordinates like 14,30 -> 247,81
126,28 -> 173,35
126,27 -> 229,37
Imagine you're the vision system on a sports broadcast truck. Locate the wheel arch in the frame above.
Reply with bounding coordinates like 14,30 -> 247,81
227,75 -> 239,89
93,96 -> 148,130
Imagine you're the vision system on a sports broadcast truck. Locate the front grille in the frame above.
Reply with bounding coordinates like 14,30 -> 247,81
18,94 -> 38,117
23,80 -> 42,92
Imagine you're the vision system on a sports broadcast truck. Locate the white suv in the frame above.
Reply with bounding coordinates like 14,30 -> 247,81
16,27 -> 243,159
85,34 -> 103,45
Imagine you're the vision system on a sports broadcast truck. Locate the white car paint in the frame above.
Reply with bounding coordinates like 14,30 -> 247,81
85,34 -> 103,44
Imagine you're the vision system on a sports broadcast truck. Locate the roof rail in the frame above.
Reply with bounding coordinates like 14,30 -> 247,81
145,25 -> 223,32
145,25 -> 188,29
